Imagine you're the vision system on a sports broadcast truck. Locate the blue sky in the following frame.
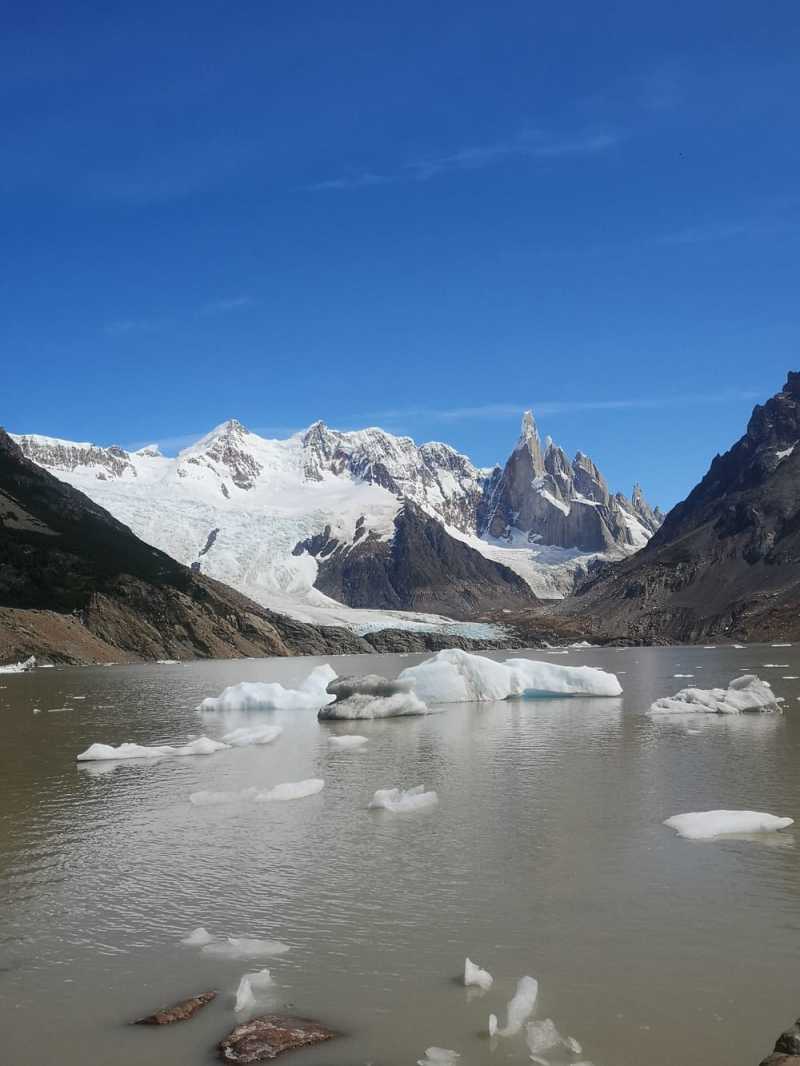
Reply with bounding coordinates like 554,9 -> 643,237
3,1 -> 799,509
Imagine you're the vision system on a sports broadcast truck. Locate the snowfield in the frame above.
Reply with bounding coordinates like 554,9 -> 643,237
13,417 -> 656,630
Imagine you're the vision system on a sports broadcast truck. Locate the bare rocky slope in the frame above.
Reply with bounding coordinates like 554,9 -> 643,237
562,372 -> 800,642
0,429 -> 522,664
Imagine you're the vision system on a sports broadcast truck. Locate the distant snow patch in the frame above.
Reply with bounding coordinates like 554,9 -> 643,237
0,655 -> 36,673
664,811 -> 793,840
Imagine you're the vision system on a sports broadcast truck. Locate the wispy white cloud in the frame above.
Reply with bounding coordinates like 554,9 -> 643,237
308,129 -> 621,191
367,389 -> 763,424
103,318 -> 159,336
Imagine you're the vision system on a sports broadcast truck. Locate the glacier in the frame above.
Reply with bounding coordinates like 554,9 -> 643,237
12,413 -> 660,630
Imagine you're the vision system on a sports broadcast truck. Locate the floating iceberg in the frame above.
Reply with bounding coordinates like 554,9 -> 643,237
234,968 -> 274,1012
464,957 -> 493,990
319,674 -> 428,719
664,810 -> 794,840
526,1018 -> 563,1055
255,778 -> 325,802
649,675 -> 779,715
222,725 -> 282,747
368,785 -> 438,813
181,926 -> 215,946
77,736 -> 228,761
0,655 -> 36,673
202,936 -> 290,959
398,649 -> 621,704
328,734 -> 369,749
417,1050 -> 460,1065
488,1014 -> 498,1037
498,975 -> 538,1036
199,664 -> 336,713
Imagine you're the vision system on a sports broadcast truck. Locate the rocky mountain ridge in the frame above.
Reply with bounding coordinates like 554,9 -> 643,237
14,413 -> 660,625
565,371 -> 800,642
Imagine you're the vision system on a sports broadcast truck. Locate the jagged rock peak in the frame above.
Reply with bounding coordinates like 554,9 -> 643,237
518,409 -> 539,445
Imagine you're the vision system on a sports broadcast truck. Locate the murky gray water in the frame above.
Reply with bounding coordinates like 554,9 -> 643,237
1,645 -> 799,1066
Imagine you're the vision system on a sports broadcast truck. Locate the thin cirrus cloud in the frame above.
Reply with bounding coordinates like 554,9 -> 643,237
308,129 -> 621,191
103,296 -> 253,334
367,389 -> 763,424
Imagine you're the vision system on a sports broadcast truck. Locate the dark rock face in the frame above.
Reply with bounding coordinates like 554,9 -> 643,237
219,1015 -> 336,1062
565,372 -> 800,642
295,501 -> 537,619
134,991 -> 216,1025
0,430 -> 371,664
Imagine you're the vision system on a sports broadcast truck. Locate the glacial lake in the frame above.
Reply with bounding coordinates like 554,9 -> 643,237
1,644 -> 800,1066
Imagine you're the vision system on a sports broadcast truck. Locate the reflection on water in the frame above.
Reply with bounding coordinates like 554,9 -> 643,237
1,645 -> 799,1066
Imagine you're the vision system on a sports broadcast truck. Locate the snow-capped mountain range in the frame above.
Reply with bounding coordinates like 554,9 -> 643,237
13,413 -> 661,631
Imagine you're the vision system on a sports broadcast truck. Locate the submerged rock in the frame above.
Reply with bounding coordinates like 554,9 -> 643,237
759,1016 -> 800,1065
219,1014 -> 336,1061
134,990 -> 216,1024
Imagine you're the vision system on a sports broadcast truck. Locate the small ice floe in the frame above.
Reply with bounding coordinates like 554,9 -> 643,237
397,649 -> 621,705
368,785 -> 438,813
32,708 -> 41,714
222,725 -> 282,747
234,968 -> 274,1012
783,676 -> 799,680
464,957 -> 493,990
664,810 -> 794,840
526,1018 -> 585,1059
673,674 -> 694,678
256,778 -> 325,802
488,1014 -> 498,1037
0,655 -> 36,673
70,695 -> 87,700
733,644 -> 746,649
319,674 -> 428,719
181,926 -> 216,946
198,665 -> 336,713
202,937 -> 290,959
417,1049 -> 460,1066
47,707 -> 70,713
763,663 -> 790,669
496,976 -> 538,1036
568,641 -> 596,648
156,659 -> 181,664
328,734 -> 369,749
77,736 -> 228,761
771,643 -> 793,648
649,675 -> 779,715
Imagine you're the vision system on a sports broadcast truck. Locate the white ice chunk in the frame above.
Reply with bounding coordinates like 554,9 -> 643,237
234,968 -> 274,1012
255,778 -> 325,802
77,736 -> 228,761
181,926 -> 215,946
202,936 -> 290,959
199,664 -> 337,712
488,1013 -> 498,1037
368,785 -> 439,813
464,957 -> 493,990
417,1050 -> 460,1065
526,1018 -> 563,1054
398,649 -> 621,705
0,655 -> 36,673
499,976 -> 539,1036
328,734 -> 369,749
649,675 -> 779,715
222,724 -> 282,747
664,810 -> 794,840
